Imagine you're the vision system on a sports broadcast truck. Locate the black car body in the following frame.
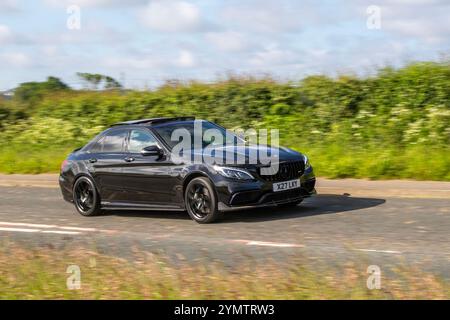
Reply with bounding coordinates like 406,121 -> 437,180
59,117 -> 316,223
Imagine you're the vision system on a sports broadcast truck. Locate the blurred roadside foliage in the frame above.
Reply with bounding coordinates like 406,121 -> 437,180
0,61 -> 449,179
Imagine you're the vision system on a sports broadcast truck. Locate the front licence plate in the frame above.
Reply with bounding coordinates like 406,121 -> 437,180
273,179 -> 301,192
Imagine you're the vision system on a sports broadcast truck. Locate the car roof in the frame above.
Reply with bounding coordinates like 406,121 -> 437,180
112,117 -> 196,127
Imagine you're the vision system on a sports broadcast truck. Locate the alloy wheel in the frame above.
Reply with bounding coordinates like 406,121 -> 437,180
187,183 -> 212,219
74,179 -> 95,213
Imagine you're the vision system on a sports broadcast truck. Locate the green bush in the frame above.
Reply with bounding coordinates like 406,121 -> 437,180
0,62 -> 448,179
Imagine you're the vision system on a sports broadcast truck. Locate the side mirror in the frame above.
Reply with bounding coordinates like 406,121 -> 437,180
141,145 -> 163,157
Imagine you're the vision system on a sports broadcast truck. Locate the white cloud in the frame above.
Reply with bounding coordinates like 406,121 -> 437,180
0,52 -> 31,67
385,18 -> 450,43
381,9 -> 450,44
0,25 -> 13,43
175,49 -> 195,67
40,45 -> 59,57
250,45 -> 298,67
355,0 -> 450,44
0,0 -> 19,12
103,56 -> 163,69
0,24 -> 32,45
43,0 -> 147,8
205,31 -> 250,52
103,48 -> 196,70
1,0 -> 448,89
30,21 -> 128,47
139,0 -> 202,32
220,0 -> 304,34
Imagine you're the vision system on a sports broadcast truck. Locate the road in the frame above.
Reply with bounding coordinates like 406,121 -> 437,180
0,175 -> 449,277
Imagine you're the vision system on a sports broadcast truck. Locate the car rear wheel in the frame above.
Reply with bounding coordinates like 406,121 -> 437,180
73,176 -> 102,216
185,177 -> 221,223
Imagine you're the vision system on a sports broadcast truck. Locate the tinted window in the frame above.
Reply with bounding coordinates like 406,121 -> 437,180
153,121 -> 243,149
128,129 -> 158,153
89,137 -> 105,153
91,130 -> 128,153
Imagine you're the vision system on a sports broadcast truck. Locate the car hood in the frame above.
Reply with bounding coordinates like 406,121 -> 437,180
175,144 -> 304,166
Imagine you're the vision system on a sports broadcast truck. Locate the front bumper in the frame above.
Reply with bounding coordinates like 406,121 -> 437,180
218,185 -> 316,211
214,166 -> 316,211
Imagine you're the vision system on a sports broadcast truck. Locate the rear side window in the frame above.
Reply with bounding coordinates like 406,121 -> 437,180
89,137 -> 105,153
90,130 -> 128,153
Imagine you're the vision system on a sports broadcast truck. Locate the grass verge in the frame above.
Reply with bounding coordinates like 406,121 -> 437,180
0,242 -> 448,299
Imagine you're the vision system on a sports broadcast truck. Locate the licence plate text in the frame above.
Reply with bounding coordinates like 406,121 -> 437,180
273,179 -> 300,192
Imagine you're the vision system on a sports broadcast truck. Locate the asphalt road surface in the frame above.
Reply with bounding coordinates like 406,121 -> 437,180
0,175 -> 449,277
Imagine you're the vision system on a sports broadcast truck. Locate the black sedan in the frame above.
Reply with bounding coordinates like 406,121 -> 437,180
59,117 -> 316,223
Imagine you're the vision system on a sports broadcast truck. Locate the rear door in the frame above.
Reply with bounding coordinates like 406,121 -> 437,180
88,128 -> 130,203
121,128 -> 179,205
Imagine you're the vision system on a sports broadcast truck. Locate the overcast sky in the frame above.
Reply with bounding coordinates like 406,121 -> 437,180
0,0 -> 449,90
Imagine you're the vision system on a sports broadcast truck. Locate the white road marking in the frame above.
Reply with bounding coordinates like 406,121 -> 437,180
234,240 -> 304,248
58,226 -> 97,232
0,221 -> 97,232
0,226 -> 80,235
354,248 -> 402,254
0,221 -> 99,235
0,227 -> 40,233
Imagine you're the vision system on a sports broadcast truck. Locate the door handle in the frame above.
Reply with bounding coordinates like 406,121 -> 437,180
88,158 -> 97,163
124,157 -> 135,162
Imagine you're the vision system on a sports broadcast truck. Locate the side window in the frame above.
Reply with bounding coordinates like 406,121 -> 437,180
103,130 -> 128,153
128,130 -> 158,153
91,130 -> 128,153
89,137 -> 105,153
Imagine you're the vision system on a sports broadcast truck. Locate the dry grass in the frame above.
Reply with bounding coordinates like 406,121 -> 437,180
0,242 -> 448,299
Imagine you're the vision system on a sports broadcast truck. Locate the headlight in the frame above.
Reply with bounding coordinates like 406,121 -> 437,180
303,155 -> 311,170
213,165 -> 254,180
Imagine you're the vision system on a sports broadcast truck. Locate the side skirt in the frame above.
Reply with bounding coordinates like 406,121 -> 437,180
101,201 -> 185,211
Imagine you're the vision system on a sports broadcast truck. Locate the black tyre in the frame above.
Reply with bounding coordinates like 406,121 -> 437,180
73,176 -> 102,216
185,177 -> 221,223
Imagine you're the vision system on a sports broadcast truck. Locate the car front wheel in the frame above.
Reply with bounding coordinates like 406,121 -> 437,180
185,177 -> 221,223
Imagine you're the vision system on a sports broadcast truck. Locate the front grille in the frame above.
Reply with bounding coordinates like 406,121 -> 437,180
258,161 -> 305,182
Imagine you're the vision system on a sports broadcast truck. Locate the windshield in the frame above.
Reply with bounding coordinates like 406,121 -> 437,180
153,121 -> 244,150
